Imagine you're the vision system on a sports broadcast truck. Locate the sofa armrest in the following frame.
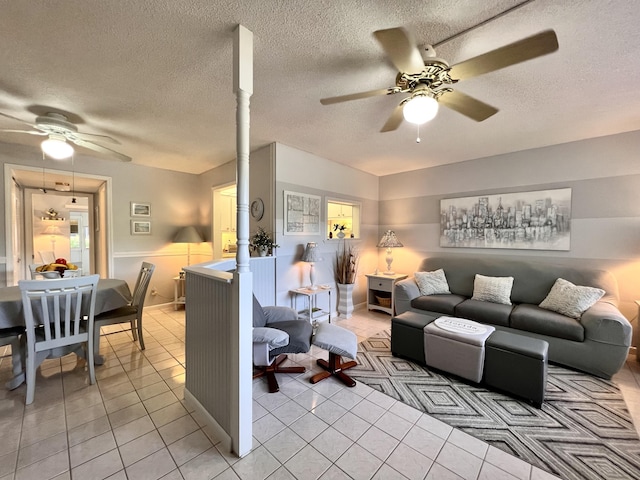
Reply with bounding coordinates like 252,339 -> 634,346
264,306 -> 298,324
580,301 -> 632,347
395,277 -> 421,315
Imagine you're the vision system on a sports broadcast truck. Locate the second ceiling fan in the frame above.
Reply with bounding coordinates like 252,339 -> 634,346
320,27 -> 559,132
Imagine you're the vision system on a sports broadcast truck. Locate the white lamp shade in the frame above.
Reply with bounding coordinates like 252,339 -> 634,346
376,230 -> 404,248
41,136 -> 74,159
302,242 -> 321,262
43,225 -> 62,236
402,95 -> 439,125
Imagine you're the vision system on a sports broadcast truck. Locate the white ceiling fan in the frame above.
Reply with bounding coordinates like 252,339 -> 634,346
0,111 -> 131,162
321,27 -> 559,132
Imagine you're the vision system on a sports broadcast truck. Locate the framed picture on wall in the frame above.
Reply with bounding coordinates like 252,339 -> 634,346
283,190 -> 321,235
131,220 -> 151,235
440,187 -> 571,250
131,202 -> 151,217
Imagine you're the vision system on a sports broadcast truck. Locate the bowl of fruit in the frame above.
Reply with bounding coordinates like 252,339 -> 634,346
35,258 -> 79,278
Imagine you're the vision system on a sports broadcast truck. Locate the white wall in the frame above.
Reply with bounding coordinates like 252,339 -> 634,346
378,130 -> 640,343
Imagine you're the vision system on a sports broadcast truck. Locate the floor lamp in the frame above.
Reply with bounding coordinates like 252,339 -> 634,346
174,226 -> 204,268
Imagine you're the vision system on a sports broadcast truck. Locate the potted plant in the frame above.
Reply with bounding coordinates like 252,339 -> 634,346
250,227 -> 279,256
335,240 -> 359,318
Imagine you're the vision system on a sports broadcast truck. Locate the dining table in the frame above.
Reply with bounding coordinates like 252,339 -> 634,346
0,278 -> 133,388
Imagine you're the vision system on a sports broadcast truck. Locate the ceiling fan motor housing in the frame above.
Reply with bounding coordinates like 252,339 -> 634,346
35,113 -> 78,134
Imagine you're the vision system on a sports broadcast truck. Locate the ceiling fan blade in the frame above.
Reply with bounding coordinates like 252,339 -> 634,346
75,131 -> 120,144
71,138 -> 131,162
373,27 -> 425,74
438,90 -> 499,122
320,88 -> 397,105
380,104 -> 405,132
449,30 -> 558,81
0,129 -> 47,136
0,111 -> 33,126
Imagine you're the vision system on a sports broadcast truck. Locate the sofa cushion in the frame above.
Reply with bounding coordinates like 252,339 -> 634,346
414,269 -> 450,296
454,299 -> 512,327
510,304 -> 584,341
411,294 -> 466,316
471,274 -> 514,305
539,278 -> 605,319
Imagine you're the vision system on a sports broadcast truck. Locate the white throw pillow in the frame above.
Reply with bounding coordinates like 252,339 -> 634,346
471,274 -> 514,305
414,269 -> 451,296
539,278 -> 605,319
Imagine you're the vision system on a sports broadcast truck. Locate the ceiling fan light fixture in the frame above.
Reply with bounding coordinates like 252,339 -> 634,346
403,94 -> 439,125
41,135 -> 74,159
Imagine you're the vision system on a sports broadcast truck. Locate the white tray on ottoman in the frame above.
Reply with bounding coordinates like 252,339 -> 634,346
424,316 -> 495,383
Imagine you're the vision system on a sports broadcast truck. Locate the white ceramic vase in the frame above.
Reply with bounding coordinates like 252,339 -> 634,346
337,283 -> 354,319
258,246 -> 268,257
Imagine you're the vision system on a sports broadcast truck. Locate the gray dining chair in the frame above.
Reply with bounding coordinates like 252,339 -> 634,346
38,251 -> 56,264
94,262 -> 155,356
19,275 -> 100,405
0,326 -> 25,390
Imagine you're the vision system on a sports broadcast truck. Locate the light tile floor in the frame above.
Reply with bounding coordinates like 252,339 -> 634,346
1,306 -> 639,480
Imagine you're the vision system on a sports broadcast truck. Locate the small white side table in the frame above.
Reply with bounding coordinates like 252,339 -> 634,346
366,273 -> 408,316
173,276 -> 186,310
290,286 -> 332,323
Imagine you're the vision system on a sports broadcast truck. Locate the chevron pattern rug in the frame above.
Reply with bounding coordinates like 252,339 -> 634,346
350,330 -> 640,480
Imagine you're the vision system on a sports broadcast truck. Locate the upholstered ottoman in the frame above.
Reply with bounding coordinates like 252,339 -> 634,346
391,311 -> 439,364
424,317 -> 495,383
310,322 -> 358,387
484,330 -> 549,408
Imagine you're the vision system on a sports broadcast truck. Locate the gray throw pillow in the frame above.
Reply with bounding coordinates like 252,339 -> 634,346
471,274 -> 514,305
539,278 -> 605,319
253,327 -> 289,350
414,269 -> 451,296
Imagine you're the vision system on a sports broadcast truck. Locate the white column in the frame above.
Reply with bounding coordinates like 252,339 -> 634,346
234,24 -> 253,274
231,24 -> 253,457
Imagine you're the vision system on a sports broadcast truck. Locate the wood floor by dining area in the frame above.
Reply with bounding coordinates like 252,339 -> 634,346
0,305 -> 639,480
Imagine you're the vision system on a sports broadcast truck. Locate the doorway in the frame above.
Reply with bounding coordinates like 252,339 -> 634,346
4,163 -> 112,285
69,210 -> 91,273
212,183 -> 237,259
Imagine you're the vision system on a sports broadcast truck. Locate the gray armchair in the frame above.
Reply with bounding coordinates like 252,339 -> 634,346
252,296 -> 312,393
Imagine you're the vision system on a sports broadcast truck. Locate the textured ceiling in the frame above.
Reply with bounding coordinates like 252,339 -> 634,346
0,0 -> 639,177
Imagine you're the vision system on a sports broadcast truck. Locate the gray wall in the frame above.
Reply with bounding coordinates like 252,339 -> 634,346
378,130 -> 640,341
273,143 -> 380,312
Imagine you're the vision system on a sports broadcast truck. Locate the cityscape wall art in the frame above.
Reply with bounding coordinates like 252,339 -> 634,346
440,188 -> 571,251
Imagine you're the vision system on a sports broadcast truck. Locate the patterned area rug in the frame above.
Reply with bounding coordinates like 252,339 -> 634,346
351,330 -> 640,480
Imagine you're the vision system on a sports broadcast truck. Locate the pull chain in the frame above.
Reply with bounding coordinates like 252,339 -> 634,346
416,124 -> 421,143
71,155 -> 77,203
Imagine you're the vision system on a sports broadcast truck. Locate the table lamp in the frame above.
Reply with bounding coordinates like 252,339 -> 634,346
43,225 -> 62,256
174,226 -> 204,267
377,230 -> 403,275
302,242 -> 322,290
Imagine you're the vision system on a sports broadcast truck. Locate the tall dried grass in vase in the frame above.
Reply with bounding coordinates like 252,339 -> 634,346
335,241 -> 359,284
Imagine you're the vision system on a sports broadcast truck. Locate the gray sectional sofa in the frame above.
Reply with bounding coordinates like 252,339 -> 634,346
393,256 -> 632,379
